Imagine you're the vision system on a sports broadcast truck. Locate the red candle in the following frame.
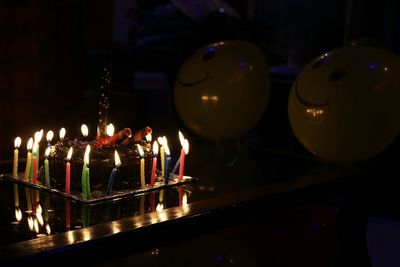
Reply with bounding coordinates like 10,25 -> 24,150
32,155 -> 37,185
150,141 -> 159,187
178,139 -> 189,182
65,147 -> 73,194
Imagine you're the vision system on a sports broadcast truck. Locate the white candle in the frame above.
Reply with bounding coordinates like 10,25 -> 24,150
13,137 -> 22,178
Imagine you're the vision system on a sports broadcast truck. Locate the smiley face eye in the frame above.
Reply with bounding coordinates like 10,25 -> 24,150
202,48 -> 216,61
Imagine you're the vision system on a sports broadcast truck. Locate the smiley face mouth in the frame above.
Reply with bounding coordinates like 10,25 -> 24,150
176,73 -> 212,87
295,81 -> 331,111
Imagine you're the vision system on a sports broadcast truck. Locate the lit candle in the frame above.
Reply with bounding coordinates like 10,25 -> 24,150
59,127 -> 66,141
44,147 -> 51,188
146,133 -> 152,151
107,123 -> 115,137
32,130 -> 43,179
172,131 -> 186,174
164,142 -> 171,184
137,144 -> 146,188
32,142 -> 38,185
46,130 -> 54,147
24,138 -> 33,181
65,147 -> 73,194
106,150 -> 121,195
150,141 -> 159,187
81,124 -> 89,138
178,135 -> 189,182
13,137 -> 22,178
157,137 -> 165,178
81,145 -> 91,199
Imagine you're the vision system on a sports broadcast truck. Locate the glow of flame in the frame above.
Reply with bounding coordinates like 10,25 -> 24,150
164,142 -> 170,156
183,139 -> 189,155
14,137 -> 21,148
34,130 -> 43,143
15,208 -> 22,222
182,193 -> 188,206
67,147 -> 73,161
27,137 -> 34,151
114,150 -> 121,167
157,137 -> 164,146
153,141 -> 159,156
36,212 -> 44,226
146,133 -> 152,143
137,144 -> 144,157
84,145 -> 91,165
28,216 -> 34,230
178,131 -> 185,146
32,142 -> 39,154
45,147 -> 51,158
59,128 -> 66,140
33,218 -> 39,233
46,130 -> 54,142
46,224 -> 51,235
106,123 -> 115,137
36,204 -> 42,214
156,203 -> 164,212
81,124 -> 89,137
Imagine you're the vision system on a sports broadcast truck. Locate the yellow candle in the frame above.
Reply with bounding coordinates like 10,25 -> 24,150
137,144 -> 145,188
13,137 -> 21,178
24,138 -> 33,181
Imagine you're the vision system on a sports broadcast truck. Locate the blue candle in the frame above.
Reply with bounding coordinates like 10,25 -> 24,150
164,143 -> 171,184
106,150 -> 121,196
171,157 -> 180,175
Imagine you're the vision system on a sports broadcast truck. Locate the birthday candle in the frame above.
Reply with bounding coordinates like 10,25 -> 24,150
106,150 -> 121,195
65,147 -> 73,194
46,130 -> 54,147
44,147 -> 51,188
178,139 -> 189,181
32,143 -> 38,185
24,138 -> 33,181
81,145 -> 91,199
150,141 -> 159,187
164,143 -> 171,184
13,137 -> 21,178
137,144 -> 145,188
157,137 -> 165,177
172,131 -> 186,175
32,130 -> 43,178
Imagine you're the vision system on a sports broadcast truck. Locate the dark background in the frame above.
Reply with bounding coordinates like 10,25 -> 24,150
1,0 -> 399,160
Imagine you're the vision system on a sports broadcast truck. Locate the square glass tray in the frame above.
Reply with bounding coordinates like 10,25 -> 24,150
0,173 -> 197,204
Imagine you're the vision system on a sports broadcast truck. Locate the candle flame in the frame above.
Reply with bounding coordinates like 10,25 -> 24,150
183,139 -> 189,155
32,142 -> 39,154
164,142 -> 171,155
46,130 -> 54,142
45,147 -> 51,158
34,130 -> 43,143
178,131 -> 185,145
84,145 -> 91,165
59,128 -> 66,140
146,133 -> 152,143
106,123 -> 115,137
36,204 -> 42,214
28,216 -> 34,230
33,218 -> 39,233
46,224 -> 51,235
157,137 -> 164,145
27,137 -> 34,151
137,144 -> 144,157
15,208 -> 22,222
14,137 -> 21,148
81,124 -> 89,137
153,141 -> 159,156
67,147 -> 73,161
114,150 -> 121,167
156,203 -> 164,212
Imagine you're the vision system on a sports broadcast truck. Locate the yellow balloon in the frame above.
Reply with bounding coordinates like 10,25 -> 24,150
174,41 -> 270,140
288,46 -> 400,163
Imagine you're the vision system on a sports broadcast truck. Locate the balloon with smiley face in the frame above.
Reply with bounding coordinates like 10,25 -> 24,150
174,41 -> 270,140
288,46 -> 400,163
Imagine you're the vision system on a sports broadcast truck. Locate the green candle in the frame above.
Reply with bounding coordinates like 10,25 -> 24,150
81,145 -> 91,199
44,147 -> 51,188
